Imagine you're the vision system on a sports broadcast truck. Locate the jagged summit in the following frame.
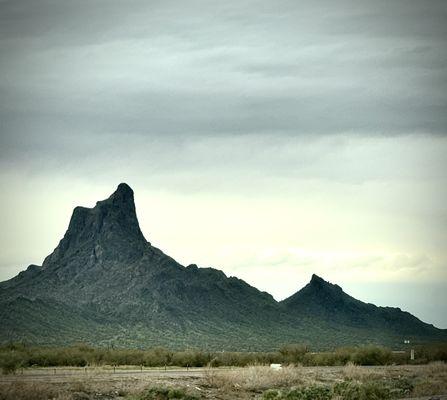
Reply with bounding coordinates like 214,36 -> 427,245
95,182 -> 136,213
117,182 -> 133,194
309,274 -> 342,290
42,183 -> 147,269
101,182 -> 134,206
310,273 -> 325,284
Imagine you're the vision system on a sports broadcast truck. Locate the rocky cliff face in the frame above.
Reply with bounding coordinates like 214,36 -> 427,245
0,184 -> 445,350
43,183 -> 147,268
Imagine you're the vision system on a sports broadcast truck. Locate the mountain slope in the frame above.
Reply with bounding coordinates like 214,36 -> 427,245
0,184 -> 445,350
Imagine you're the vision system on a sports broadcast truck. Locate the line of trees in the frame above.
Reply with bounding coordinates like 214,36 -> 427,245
0,342 -> 446,374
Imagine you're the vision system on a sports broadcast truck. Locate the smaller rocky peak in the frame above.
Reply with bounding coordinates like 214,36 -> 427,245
281,274 -> 347,309
26,264 -> 41,272
310,274 -> 325,285
17,264 -> 41,279
308,274 -> 342,293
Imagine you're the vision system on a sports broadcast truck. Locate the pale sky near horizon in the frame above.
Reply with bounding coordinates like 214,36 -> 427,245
0,0 -> 446,327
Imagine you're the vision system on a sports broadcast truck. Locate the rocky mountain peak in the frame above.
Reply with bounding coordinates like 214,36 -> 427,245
42,183 -> 147,268
281,274 -> 345,309
310,273 -> 325,285
308,274 -> 341,291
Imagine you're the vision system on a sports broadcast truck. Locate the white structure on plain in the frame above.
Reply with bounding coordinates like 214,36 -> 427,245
270,363 -> 282,370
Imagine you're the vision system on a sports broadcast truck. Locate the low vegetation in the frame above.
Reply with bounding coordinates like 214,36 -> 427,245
204,365 -> 305,391
0,363 -> 446,399
1,342 -> 446,374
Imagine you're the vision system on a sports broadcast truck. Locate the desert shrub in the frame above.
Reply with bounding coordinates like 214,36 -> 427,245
413,343 -> 447,363
215,351 -> 255,366
262,386 -> 331,400
300,346 -> 397,367
137,387 -> 199,400
104,348 -> 145,366
25,346 -> 89,367
0,352 -> 25,374
335,347 -> 356,365
171,349 -> 211,367
288,386 -> 332,400
391,377 -> 414,397
208,351 -> 280,367
412,378 -> 447,397
303,347 -> 360,366
279,344 -> 309,364
334,380 -> 392,400
350,346 -> 392,366
305,352 -> 338,366
207,357 -> 220,367
389,351 -> 409,365
0,343 -> 445,368
143,347 -> 173,367
262,389 -> 282,400
262,376 -> 421,400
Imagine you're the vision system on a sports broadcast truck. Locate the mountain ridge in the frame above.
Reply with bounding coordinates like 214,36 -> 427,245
0,183 -> 445,350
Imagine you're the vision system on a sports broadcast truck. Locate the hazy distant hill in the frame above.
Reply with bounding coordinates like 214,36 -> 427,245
0,184 -> 445,350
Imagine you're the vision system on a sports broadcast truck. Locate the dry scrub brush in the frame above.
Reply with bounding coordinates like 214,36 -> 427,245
412,361 -> 447,397
0,382 -> 70,400
422,360 -> 447,375
342,361 -> 380,381
204,365 -> 306,391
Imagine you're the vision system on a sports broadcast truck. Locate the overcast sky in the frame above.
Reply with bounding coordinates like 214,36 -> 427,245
1,0 -> 446,327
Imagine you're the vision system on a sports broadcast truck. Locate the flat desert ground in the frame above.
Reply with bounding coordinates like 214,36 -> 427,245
1,364 -> 447,399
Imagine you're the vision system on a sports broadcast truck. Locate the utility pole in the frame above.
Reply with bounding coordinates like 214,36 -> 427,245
404,339 -> 414,361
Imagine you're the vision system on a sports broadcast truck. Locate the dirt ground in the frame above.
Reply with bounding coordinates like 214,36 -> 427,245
0,364 -> 446,399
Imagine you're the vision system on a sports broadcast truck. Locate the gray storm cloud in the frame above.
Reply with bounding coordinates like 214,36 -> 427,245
1,0 -> 447,162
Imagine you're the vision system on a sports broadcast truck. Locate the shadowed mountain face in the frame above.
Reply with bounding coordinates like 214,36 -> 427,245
281,274 -> 441,338
0,184 -> 445,350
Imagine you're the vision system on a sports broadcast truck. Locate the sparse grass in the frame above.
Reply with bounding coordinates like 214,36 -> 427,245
0,382 -> 67,400
422,360 -> 447,374
204,365 -> 305,391
411,361 -> 447,397
0,378 -> 138,400
342,361 -> 378,380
